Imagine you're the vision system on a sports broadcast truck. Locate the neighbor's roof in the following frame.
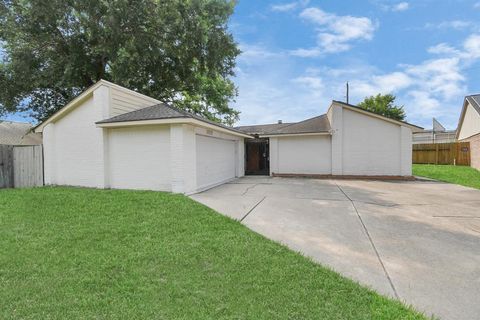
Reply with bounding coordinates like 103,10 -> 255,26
465,94 -> 480,115
0,120 -> 42,145
456,94 -> 480,139
96,103 -> 252,137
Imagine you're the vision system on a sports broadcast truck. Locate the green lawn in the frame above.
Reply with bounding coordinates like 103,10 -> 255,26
413,164 -> 480,190
0,187 -> 427,319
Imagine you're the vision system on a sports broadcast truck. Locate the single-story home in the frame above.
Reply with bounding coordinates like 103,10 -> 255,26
34,80 -> 422,194
456,94 -> 480,170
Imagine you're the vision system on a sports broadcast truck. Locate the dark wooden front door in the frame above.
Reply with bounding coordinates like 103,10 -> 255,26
245,139 -> 269,175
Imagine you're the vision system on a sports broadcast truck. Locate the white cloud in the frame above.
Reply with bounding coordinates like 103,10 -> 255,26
291,7 -> 376,56
271,0 -> 309,12
428,43 -> 461,55
462,34 -> 480,59
391,2 -> 409,12
238,43 -> 282,63
425,20 -> 472,30
292,76 -> 324,90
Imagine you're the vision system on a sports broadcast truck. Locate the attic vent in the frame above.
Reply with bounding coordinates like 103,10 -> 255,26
206,129 -> 213,135
278,120 -> 283,124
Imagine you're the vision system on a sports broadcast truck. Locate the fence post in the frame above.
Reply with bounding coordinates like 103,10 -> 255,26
435,144 -> 439,165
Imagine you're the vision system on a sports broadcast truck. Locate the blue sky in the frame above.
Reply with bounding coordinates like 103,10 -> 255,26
230,0 -> 480,129
4,0 -> 480,129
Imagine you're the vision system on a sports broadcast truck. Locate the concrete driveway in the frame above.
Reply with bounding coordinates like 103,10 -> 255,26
190,176 -> 480,320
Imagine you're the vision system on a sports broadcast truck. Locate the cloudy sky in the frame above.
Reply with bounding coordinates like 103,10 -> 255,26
230,0 -> 480,129
4,1 -> 480,129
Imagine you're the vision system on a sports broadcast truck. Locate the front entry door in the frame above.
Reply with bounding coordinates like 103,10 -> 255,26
245,139 -> 269,175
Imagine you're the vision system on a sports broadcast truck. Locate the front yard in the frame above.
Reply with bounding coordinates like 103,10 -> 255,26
413,164 -> 480,190
0,187 -> 426,319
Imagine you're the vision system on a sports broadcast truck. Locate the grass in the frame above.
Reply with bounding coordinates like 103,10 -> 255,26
413,164 -> 480,190
0,187 -> 427,320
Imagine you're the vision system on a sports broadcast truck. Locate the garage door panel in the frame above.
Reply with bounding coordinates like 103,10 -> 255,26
196,134 -> 236,190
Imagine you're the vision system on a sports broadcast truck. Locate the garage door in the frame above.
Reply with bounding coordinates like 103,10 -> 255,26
196,134 -> 236,190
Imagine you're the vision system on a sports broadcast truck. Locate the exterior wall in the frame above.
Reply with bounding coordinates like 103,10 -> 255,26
107,125 -> 171,191
42,81 -> 247,193
329,106 -> 343,175
339,108 -> 408,176
400,126 -> 412,176
458,102 -> 480,140
270,135 -> 332,175
42,123 -> 56,185
109,87 -> 161,117
462,133 -> 480,170
43,94 -> 107,187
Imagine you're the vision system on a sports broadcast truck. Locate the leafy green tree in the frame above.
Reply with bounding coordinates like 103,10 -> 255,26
357,94 -> 406,121
0,0 -> 240,125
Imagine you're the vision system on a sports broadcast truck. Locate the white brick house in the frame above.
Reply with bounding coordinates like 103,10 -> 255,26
35,80 -> 422,194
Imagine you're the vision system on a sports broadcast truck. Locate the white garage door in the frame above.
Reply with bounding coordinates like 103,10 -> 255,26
196,134 -> 236,190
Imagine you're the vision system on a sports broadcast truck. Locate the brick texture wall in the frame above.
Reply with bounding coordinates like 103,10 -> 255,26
466,133 -> 480,170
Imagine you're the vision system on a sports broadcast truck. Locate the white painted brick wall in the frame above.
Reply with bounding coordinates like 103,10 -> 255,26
108,125 -> 171,191
341,108 -> 403,176
273,135 -> 332,174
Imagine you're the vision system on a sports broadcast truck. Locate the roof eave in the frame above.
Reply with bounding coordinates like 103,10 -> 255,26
259,131 -> 332,138
96,118 -> 253,138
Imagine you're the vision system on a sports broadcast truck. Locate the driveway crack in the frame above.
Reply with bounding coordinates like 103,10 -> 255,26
242,183 -> 259,195
335,182 -> 400,299
240,196 -> 266,222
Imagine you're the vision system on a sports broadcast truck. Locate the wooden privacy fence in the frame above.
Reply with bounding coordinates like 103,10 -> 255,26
0,145 -> 44,188
412,142 -> 470,166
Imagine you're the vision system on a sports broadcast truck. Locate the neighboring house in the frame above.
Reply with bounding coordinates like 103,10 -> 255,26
412,118 -> 456,144
456,94 -> 480,170
0,120 -> 42,145
34,80 -> 422,194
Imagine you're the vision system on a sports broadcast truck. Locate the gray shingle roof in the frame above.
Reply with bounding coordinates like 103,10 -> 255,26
466,94 -> 480,115
0,121 -> 42,145
96,103 -> 250,136
269,114 -> 331,135
235,123 -> 294,135
236,114 -> 331,135
96,103 -> 188,123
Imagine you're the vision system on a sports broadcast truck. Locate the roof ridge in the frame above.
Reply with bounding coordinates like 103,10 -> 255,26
161,102 -> 194,118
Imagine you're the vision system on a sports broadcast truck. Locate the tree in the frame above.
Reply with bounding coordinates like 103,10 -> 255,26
357,94 -> 406,121
0,0 -> 241,125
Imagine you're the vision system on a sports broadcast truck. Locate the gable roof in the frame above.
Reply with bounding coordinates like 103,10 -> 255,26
456,94 -> 480,139
96,103 -> 252,138
34,79 -> 160,133
0,120 -> 42,145
331,100 -> 423,131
